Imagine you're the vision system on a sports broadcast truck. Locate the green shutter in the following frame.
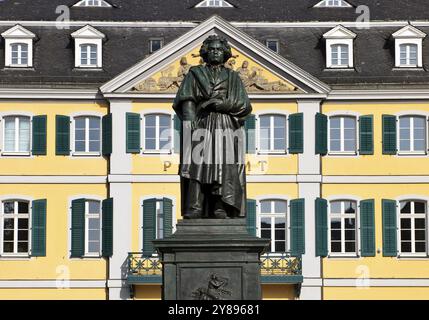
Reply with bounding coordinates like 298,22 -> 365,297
315,198 -> 328,257
143,198 -> 157,257
360,199 -> 375,257
382,199 -> 397,257
126,112 -> 141,153
71,199 -> 85,258
359,115 -> 374,155
163,198 -> 173,238
32,115 -> 47,156
382,115 -> 397,155
288,113 -> 304,154
102,198 -> 113,257
31,199 -> 47,257
315,113 -> 327,155
290,198 -> 305,256
55,115 -> 70,155
102,114 -> 112,156
173,115 -> 182,154
247,199 -> 257,236
245,114 -> 256,154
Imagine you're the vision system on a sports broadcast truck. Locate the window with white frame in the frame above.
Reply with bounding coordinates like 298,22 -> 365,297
1,200 -> 30,255
259,199 -> 287,253
329,200 -> 357,255
266,40 -> 279,53
71,25 -> 105,69
10,43 -> 29,66
85,200 -> 102,255
144,114 -> 172,152
393,25 -> 426,68
323,26 -> 356,69
399,44 -> 418,67
329,116 -> 357,153
149,39 -> 163,53
74,0 -> 111,7
314,0 -> 352,7
155,200 -> 164,240
1,25 -> 35,68
331,44 -> 349,67
399,200 -> 427,255
3,116 -> 31,153
80,44 -> 98,67
399,116 -> 426,153
195,0 -> 233,7
258,114 -> 287,153
74,116 -> 101,154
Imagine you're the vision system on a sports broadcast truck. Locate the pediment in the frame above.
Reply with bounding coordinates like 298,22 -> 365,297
392,25 -> 426,39
101,15 -> 330,95
1,25 -> 36,39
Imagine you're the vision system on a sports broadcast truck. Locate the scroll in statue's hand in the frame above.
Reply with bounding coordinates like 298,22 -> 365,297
200,98 -> 230,113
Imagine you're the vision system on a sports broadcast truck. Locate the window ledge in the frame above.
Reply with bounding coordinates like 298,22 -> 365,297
397,152 -> 427,156
0,254 -> 30,259
324,67 -> 354,71
142,150 -> 173,155
73,67 -> 103,71
398,254 -> 428,259
4,66 -> 34,70
393,67 -> 424,71
1,151 -> 31,156
257,150 -> 287,155
72,152 -> 101,157
328,254 -> 360,258
328,152 -> 358,156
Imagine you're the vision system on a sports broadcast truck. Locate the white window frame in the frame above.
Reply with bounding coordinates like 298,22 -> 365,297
328,115 -> 358,155
1,25 -> 35,68
71,26 -> 105,69
2,115 -> 32,156
84,200 -> 102,257
71,115 -> 102,156
323,26 -> 356,69
0,199 -> 31,257
195,0 -> 233,8
397,115 -> 428,155
328,199 -> 360,257
10,43 -> 29,67
266,39 -> 279,53
398,43 -> 419,67
256,113 -> 288,155
257,198 -> 289,255
149,38 -> 164,54
79,43 -> 98,67
74,0 -> 112,7
393,25 -> 425,69
142,113 -> 173,154
314,0 -> 352,7
396,196 -> 429,258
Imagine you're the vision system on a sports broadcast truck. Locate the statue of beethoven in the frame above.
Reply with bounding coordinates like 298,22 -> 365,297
172,35 -> 252,219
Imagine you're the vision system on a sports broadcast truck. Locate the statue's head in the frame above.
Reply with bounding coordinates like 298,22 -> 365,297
199,35 -> 232,66
180,56 -> 188,65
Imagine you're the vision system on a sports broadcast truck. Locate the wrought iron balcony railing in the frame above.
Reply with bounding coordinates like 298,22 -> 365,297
126,252 -> 302,285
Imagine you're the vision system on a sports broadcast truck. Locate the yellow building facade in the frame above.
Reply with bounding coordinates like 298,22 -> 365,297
1,12 -> 429,300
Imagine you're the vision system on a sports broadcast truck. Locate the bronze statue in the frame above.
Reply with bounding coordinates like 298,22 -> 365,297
172,35 -> 252,219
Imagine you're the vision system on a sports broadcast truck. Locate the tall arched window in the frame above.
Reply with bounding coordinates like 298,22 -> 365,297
329,200 -> 357,255
143,114 -> 172,152
1,200 -> 30,254
399,200 -> 427,255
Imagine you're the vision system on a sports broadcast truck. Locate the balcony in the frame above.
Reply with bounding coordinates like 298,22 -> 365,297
126,252 -> 303,285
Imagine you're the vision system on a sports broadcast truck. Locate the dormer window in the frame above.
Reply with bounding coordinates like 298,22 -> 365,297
323,25 -> 356,69
314,0 -> 352,7
393,25 -> 426,68
195,0 -> 233,8
1,25 -> 35,68
74,0 -> 112,7
71,25 -> 105,69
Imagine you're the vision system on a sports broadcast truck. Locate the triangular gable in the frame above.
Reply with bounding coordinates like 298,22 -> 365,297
314,0 -> 352,7
392,25 -> 426,39
323,25 -> 356,39
100,15 -> 330,95
71,25 -> 106,39
73,0 -> 112,7
1,25 -> 36,39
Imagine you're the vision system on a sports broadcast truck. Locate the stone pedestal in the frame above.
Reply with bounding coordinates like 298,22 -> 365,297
153,219 -> 269,300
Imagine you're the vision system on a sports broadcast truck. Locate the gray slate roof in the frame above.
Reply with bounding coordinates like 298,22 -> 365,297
0,1 -> 429,89
0,0 -> 428,23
